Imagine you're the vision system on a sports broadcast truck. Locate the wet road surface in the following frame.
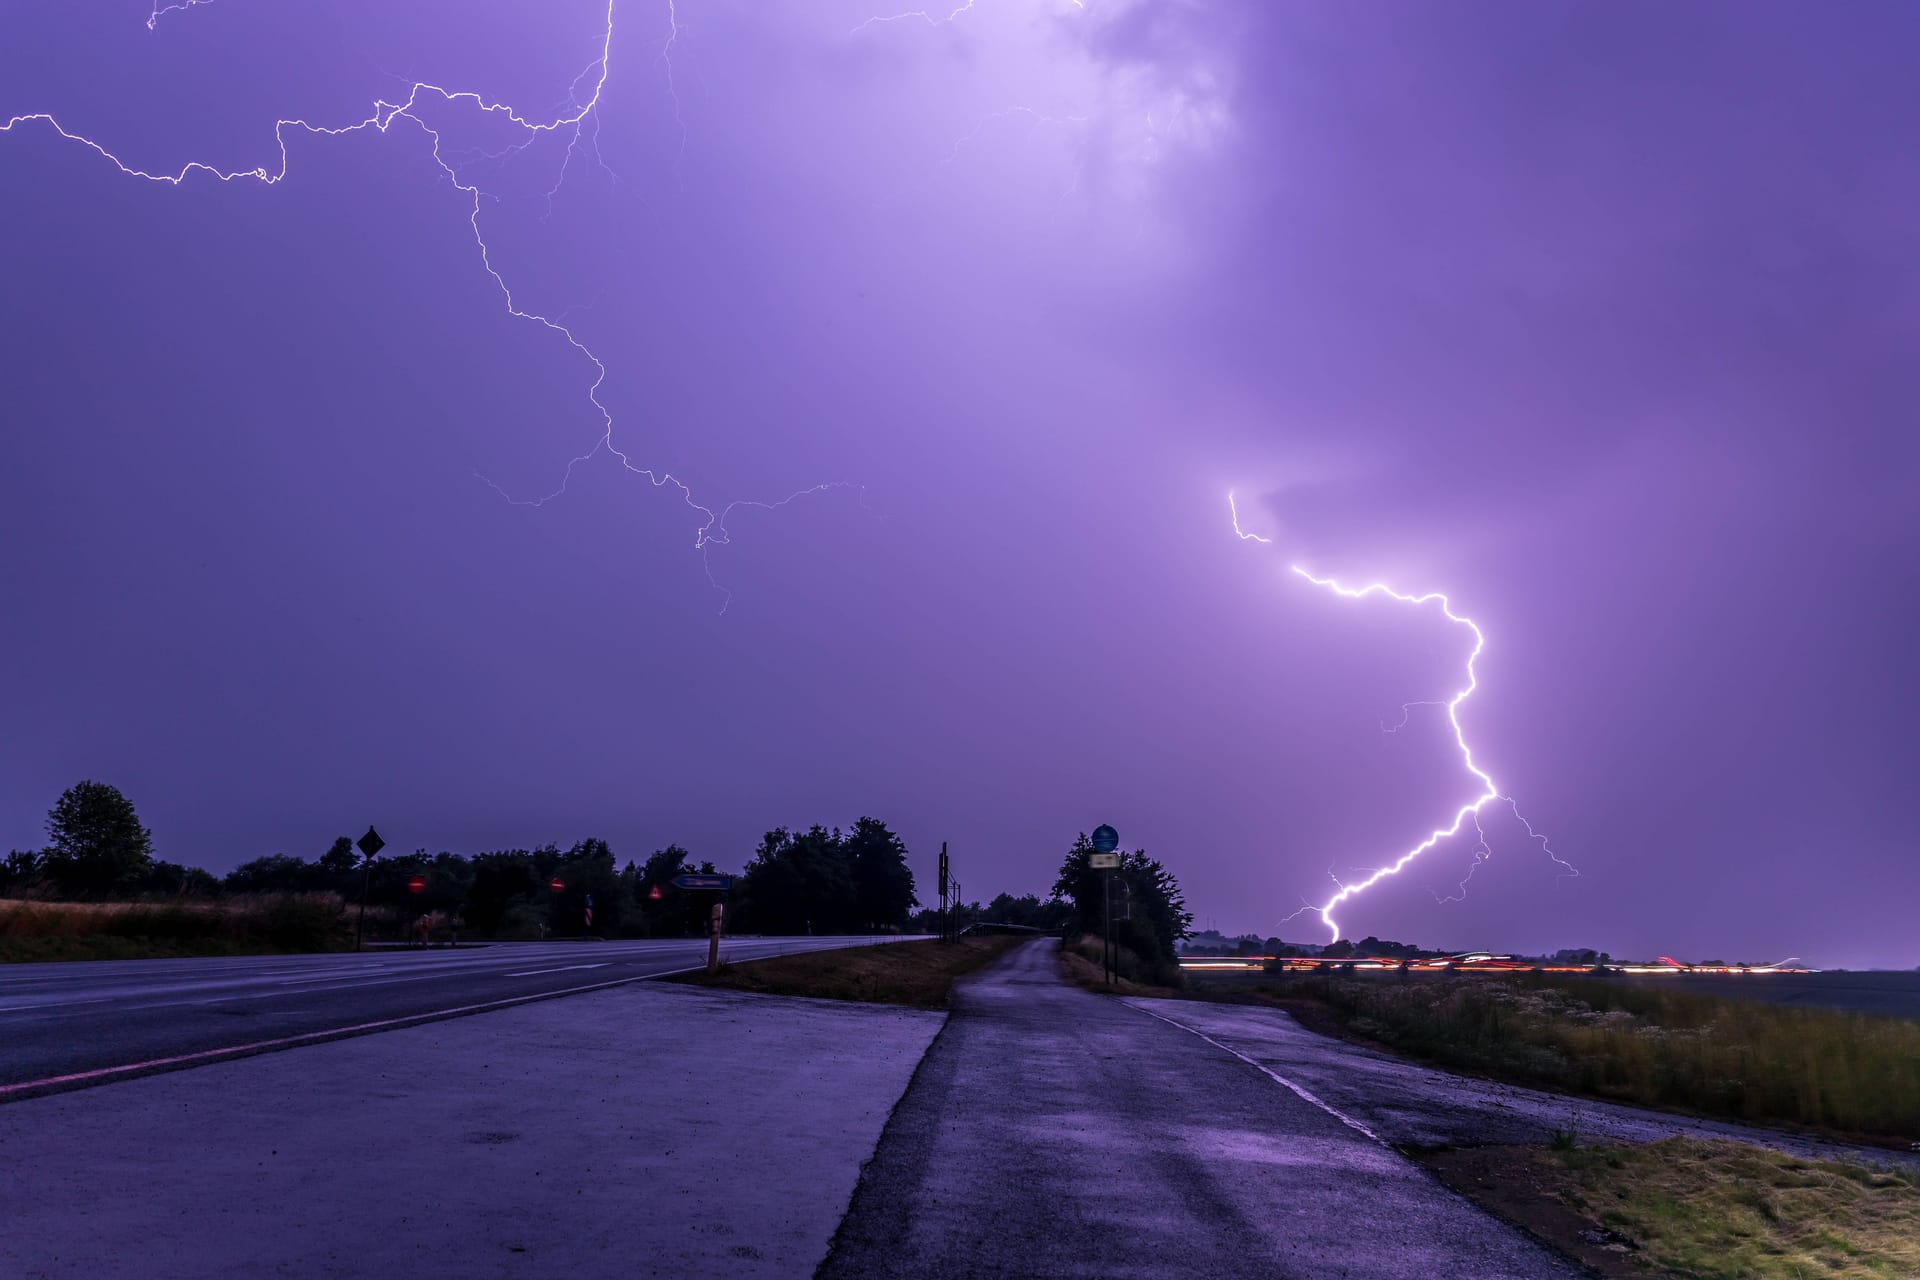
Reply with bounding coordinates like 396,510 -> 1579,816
820,939 -> 1581,1280
1135,997 -> 1920,1171
0,935 -> 910,1097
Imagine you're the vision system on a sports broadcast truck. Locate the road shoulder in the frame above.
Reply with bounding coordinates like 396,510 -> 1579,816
0,980 -> 942,1279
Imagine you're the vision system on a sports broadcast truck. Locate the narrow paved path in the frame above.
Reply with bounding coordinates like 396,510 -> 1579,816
820,939 -> 1581,1280
1133,996 -> 1920,1172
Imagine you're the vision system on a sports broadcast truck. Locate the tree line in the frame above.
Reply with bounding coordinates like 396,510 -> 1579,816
4,782 -> 1195,962
3,781 -> 922,939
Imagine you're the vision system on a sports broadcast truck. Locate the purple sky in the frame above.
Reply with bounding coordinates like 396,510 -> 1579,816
3,2 -> 1915,967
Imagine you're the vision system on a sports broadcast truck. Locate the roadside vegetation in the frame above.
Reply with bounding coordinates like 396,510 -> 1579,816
1223,970 -> 1920,1142
0,894 -> 349,961
674,935 -> 1025,1008
1060,934 -> 1182,995
1424,1137 -> 1920,1280
1053,835 -> 1192,987
8,780 -> 1179,963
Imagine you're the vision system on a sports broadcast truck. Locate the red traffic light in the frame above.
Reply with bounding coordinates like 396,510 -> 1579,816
406,874 -> 426,894
647,884 -> 663,901
549,878 -> 565,893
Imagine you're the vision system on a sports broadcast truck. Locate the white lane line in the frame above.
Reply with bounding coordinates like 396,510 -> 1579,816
1128,1002 -> 1386,1145
504,963 -> 610,978
0,963 -> 713,1100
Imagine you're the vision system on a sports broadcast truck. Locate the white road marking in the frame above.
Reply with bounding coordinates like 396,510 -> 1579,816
505,963 -> 611,978
1129,1002 -> 1386,1144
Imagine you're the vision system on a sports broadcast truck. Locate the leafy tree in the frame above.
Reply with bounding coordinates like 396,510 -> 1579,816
315,837 -> 359,892
142,860 -> 218,897
1,849 -> 39,894
224,854 -> 315,895
633,844 -> 727,937
1052,833 -> 1192,976
546,838 -> 626,937
466,850 -> 539,935
843,816 -> 917,931
982,892 -> 1072,932
40,780 -> 153,898
736,825 -> 852,935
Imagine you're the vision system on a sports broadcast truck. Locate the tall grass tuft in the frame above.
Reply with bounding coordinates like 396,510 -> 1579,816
1258,971 -> 1920,1141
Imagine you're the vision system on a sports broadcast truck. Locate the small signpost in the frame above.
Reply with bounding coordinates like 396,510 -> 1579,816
671,874 -> 734,891
354,826 -> 385,951
708,901 -> 725,974
1091,824 -> 1119,985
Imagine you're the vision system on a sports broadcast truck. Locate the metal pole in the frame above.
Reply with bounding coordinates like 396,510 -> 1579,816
355,856 -> 372,951
1102,867 -> 1112,986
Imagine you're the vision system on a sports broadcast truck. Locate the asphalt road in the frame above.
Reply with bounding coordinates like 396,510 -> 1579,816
820,939 -> 1582,1280
0,935 -> 907,1098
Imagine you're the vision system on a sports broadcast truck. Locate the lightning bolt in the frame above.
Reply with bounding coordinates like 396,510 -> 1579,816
147,0 -> 214,31
1227,492 -> 1578,941
5,0 -> 855,612
852,0 -> 1084,37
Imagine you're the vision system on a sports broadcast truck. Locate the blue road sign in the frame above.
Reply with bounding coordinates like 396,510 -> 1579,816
1091,824 -> 1119,854
672,874 -> 735,891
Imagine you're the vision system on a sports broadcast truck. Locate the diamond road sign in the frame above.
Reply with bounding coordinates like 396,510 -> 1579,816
1091,824 -> 1119,854
672,874 -> 734,891
356,826 -> 386,858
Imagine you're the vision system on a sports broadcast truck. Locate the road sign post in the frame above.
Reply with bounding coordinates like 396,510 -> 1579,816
1091,825 -> 1119,986
707,902 -> 725,974
354,826 -> 385,951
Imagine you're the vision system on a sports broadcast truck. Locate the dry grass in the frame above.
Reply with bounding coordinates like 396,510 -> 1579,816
1436,1138 -> 1920,1280
670,935 -> 1024,1008
0,894 -> 352,961
1228,971 -> 1920,1142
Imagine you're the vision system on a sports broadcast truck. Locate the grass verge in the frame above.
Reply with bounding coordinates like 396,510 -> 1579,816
1199,970 -> 1920,1143
669,935 -> 1026,1008
1059,934 -> 1183,997
1420,1137 -> 1920,1280
0,894 -> 353,962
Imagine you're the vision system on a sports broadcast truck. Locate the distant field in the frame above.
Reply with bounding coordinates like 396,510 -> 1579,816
1617,970 -> 1920,1020
1193,967 -> 1920,1021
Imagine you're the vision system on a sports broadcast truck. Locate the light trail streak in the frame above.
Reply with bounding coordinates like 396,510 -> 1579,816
5,0 -> 853,611
1227,492 -> 1577,941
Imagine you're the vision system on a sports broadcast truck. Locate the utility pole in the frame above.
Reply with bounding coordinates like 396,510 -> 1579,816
938,841 -> 950,943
